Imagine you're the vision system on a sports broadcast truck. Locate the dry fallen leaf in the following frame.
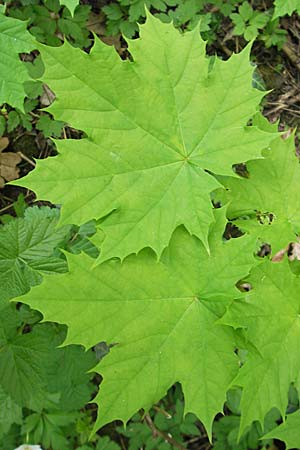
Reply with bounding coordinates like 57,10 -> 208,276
87,12 -> 122,52
288,242 -> 300,261
0,137 -> 21,188
271,247 -> 288,262
40,84 -> 56,107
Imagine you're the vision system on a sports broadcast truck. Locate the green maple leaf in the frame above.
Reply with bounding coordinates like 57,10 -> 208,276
273,0 -> 300,19
61,0 -> 79,15
217,136 -> 300,254
0,207 -> 68,303
0,13 -> 36,111
14,14 -> 274,263
17,209 -> 256,437
222,259 -> 300,434
263,410 -> 300,449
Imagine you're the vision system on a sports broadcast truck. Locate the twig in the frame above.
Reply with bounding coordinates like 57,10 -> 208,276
153,405 -> 172,418
0,202 -> 14,214
282,41 -> 300,72
119,435 -> 127,450
144,413 -> 187,450
17,151 -> 35,167
219,43 -> 232,57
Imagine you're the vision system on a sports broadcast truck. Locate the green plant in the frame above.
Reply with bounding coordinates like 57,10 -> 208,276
0,207 -> 68,302
230,1 -> 269,40
0,193 -> 27,224
259,17 -> 287,49
8,0 -> 91,48
102,0 -> 222,38
8,11 -> 300,449
1,3 -> 300,448
118,394 -> 200,449
101,0 -> 288,50
0,302 -> 97,446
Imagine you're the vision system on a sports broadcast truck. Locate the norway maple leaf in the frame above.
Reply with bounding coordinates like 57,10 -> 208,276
17,209 -> 256,438
61,0 -> 79,15
217,136 -> 300,254
263,410 -> 300,449
222,259 -> 300,435
14,14 -> 274,263
0,13 -> 36,111
273,0 -> 300,19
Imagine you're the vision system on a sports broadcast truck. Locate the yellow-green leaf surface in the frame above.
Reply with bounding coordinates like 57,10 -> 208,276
17,210 -> 256,438
273,0 -> 300,18
61,0 -> 79,15
218,136 -> 300,253
15,14 -> 274,263
222,260 -> 300,434
263,410 -> 300,449
0,13 -> 36,110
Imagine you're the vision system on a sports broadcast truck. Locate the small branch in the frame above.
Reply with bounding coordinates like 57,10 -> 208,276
153,405 -> 172,418
144,413 -> 187,450
0,202 -> 14,214
282,41 -> 300,72
17,151 -> 35,167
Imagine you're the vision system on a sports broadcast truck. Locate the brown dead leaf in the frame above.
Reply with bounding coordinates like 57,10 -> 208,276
87,12 -> 122,52
0,137 -> 22,188
288,242 -> 300,261
87,11 -> 106,36
271,247 -> 288,262
0,137 -> 9,152
40,84 -> 56,107
281,128 -> 293,140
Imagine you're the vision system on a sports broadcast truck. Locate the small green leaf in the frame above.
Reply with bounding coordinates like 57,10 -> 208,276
0,206 -> 68,303
244,25 -> 258,40
0,303 -> 63,409
95,436 -> 121,450
251,12 -> 269,29
0,385 -> 22,435
0,115 -> 6,135
36,114 -> 65,137
239,1 -> 253,21
230,13 -> 246,35
103,3 -> 124,20
24,80 -> 43,99
7,111 -> 20,132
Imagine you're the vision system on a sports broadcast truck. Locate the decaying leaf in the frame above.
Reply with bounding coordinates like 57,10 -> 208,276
0,137 -> 21,187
